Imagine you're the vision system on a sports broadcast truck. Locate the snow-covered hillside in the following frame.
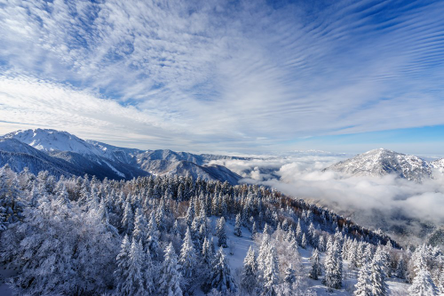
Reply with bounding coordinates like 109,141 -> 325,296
1,167 -> 441,295
1,129 -> 242,184
324,148 -> 434,182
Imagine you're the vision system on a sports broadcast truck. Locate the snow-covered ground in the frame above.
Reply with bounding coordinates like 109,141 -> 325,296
0,267 -> 15,296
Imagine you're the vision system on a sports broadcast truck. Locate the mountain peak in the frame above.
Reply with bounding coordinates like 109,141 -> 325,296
3,128 -> 95,154
325,148 -> 431,182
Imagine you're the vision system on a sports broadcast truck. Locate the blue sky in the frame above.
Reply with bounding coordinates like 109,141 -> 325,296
0,0 -> 443,154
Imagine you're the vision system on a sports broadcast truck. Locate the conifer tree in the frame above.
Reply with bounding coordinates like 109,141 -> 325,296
323,236 -> 342,290
216,217 -> 228,248
115,238 -> 145,295
370,249 -> 388,296
251,221 -> 257,240
202,236 -> 215,273
234,213 -> 242,237
241,246 -> 258,294
396,253 -> 407,279
284,264 -> 296,285
354,263 -> 372,296
158,243 -> 183,296
408,251 -> 439,296
179,227 -> 198,283
309,248 -> 322,280
262,244 -> 279,296
121,202 -> 134,234
132,208 -> 147,242
115,235 -> 131,293
208,247 -> 237,294
146,213 -> 160,259
301,233 -> 307,249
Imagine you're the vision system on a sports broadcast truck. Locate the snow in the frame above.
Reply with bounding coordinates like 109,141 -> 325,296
103,160 -> 125,178
0,267 -> 16,296
325,148 -> 433,182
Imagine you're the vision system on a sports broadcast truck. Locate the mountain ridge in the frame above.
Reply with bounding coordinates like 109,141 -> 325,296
324,148 -> 444,182
0,129 -> 243,184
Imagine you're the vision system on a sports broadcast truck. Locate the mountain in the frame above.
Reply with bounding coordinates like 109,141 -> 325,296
1,129 -> 242,184
324,148 -> 433,182
431,158 -> 444,173
0,138 -> 77,177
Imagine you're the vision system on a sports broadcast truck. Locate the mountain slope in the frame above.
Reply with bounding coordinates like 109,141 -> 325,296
0,138 -> 78,177
1,129 -> 243,184
431,158 -> 444,173
324,148 -> 433,182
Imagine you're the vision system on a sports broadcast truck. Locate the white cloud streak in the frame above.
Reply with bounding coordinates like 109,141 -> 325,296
0,0 -> 444,152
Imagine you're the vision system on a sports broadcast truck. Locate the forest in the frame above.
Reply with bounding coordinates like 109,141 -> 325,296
0,164 -> 443,295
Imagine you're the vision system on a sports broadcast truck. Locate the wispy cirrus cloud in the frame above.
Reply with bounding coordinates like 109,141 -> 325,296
1,0 -> 444,153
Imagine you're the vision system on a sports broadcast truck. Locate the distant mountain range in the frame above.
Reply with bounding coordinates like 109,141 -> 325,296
0,129 -> 245,184
324,148 -> 444,182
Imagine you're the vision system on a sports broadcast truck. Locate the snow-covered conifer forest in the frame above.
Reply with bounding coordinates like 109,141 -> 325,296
0,164 -> 443,295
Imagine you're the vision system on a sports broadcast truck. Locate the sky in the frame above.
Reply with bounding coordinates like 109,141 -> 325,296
1,0 -> 444,154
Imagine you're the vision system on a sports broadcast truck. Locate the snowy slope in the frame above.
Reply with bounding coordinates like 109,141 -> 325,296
431,158 -> 444,173
324,148 -> 433,182
1,129 -> 243,183
3,129 -> 107,159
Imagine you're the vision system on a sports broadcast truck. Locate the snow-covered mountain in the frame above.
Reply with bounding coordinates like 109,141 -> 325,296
1,129 -> 242,184
431,158 -> 444,173
324,148 -> 434,182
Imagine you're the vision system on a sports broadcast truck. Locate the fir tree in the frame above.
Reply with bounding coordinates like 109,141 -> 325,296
146,213 -> 160,259
216,217 -> 228,248
301,233 -> 307,249
370,250 -> 388,296
179,227 -> 198,282
408,251 -> 439,296
396,253 -> 407,279
115,238 -> 145,295
241,246 -> 258,294
354,263 -> 372,296
262,244 -> 279,296
323,236 -> 342,290
251,221 -> 257,240
208,247 -> 237,294
121,202 -> 134,234
234,213 -> 242,237
158,242 -> 183,296
115,235 -> 131,293
309,248 -> 322,280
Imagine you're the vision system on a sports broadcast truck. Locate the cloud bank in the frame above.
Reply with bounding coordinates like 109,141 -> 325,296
214,153 -> 444,243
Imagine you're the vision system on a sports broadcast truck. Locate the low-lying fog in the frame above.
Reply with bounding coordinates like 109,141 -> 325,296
210,151 -> 444,246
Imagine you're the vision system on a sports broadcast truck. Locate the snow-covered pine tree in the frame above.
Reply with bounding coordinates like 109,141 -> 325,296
252,221 -> 257,240
121,201 -> 134,234
115,235 -> 131,292
158,242 -> 183,296
396,253 -> 407,279
241,246 -> 258,294
262,243 -> 280,296
323,236 -> 342,290
369,252 -> 388,296
146,212 -> 161,259
234,213 -> 242,237
179,226 -> 198,289
132,208 -> 147,242
309,248 -> 322,280
301,233 -> 307,249
216,216 -> 228,248
408,250 -> 439,296
115,238 -> 145,295
354,263 -> 372,296
208,247 -> 237,294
